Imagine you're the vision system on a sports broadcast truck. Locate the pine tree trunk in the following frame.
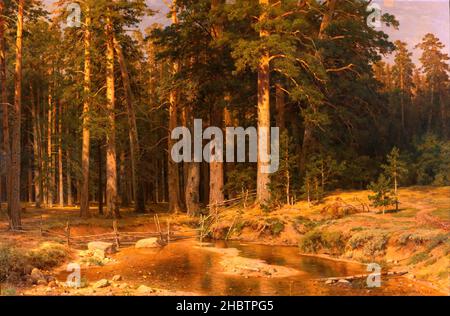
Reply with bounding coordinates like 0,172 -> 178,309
168,3 -> 182,213
67,148 -> 73,206
105,10 -> 119,219
209,0 -> 225,209
10,0 -> 24,229
119,150 -> 129,207
209,107 -> 224,208
275,84 -> 286,131
299,0 -> 337,176
184,108 -> 200,215
300,122 -> 314,175
256,0 -> 271,204
30,84 -> 42,208
58,101 -> 64,206
440,89 -> 448,139
27,132 -> 33,203
98,143 -> 104,215
80,7 -> 92,218
47,73 -> 54,208
114,37 -> 145,213
0,0 -> 11,216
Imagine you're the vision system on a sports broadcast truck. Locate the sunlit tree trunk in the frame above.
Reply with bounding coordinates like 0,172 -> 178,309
80,6 -> 92,218
256,0 -> 271,204
10,0 -> 24,229
0,0 -> 11,216
47,71 -> 54,208
58,101 -> 64,206
105,8 -> 119,218
209,0 -> 225,208
168,2 -> 182,213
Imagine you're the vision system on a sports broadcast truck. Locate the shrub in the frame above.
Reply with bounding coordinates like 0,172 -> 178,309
0,245 -> 29,282
0,287 -> 17,296
426,234 -> 449,252
265,218 -> 285,236
0,242 -> 69,283
294,217 -> 321,234
348,231 -> 389,257
408,252 -> 429,265
321,199 -> 362,219
299,230 -> 347,255
28,243 -> 68,270
321,231 -> 347,255
299,230 -> 323,253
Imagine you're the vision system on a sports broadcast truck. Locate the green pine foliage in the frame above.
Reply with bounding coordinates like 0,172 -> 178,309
368,174 -> 397,214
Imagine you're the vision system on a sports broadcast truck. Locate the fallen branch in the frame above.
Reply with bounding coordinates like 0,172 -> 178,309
316,271 -> 408,282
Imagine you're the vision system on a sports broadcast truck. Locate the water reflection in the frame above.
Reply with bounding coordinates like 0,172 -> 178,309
60,240 -> 366,296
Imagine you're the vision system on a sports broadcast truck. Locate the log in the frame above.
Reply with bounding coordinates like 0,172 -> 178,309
317,271 -> 408,282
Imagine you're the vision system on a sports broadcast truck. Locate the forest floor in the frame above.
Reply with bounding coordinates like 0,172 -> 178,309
0,186 -> 448,296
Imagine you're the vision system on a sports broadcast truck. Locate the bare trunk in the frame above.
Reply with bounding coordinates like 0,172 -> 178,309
10,0 -> 24,229
58,102 -> 64,206
114,37 -> 145,213
275,84 -> 286,130
427,85 -> 434,133
119,150 -> 128,207
0,0 -> 10,216
168,3 -> 182,213
98,143 -> 104,214
47,74 -> 54,208
30,84 -> 42,208
27,152 -> 32,203
67,148 -> 73,206
105,10 -> 119,218
209,0 -> 225,208
27,132 -> 33,203
300,121 -> 314,175
184,108 -> 200,215
80,7 -> 92,218
440,88 -> 448,139
209,107 -> 224,207
256,0 -> 271,204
